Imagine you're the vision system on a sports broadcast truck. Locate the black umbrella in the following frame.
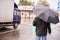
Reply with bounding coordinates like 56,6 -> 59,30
33,5 -> 59,24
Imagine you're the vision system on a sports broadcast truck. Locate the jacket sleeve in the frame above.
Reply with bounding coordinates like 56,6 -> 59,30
47,23 -> 51,33
33,18 -> 37,26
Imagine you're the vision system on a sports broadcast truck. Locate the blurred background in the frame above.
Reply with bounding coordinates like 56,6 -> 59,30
14,0 -> 59,19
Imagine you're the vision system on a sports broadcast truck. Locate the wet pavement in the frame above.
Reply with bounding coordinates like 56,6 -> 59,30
0,18 -> 60,40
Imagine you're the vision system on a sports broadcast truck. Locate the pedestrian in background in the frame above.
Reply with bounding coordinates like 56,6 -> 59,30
33,17 -> 51,40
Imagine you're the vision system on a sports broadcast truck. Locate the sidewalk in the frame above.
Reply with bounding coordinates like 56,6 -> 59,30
0,18 -> 60,40
18,18 -> 60,40
47,23 -> 60,40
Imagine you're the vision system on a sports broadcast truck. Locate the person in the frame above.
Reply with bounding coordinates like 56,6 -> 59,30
33,17 -> 51,40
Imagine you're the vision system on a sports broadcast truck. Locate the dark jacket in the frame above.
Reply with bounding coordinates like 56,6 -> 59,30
33,17 -> 51,36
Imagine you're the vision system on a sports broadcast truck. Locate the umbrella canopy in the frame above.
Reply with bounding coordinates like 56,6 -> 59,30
33,5 -> 49,16
33,5 -> 59,24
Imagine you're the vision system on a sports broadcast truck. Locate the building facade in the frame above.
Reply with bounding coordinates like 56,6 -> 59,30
18,6 -> 35,19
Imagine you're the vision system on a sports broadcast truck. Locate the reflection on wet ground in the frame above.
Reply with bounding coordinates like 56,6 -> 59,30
0,18 -> 60,40
0,28 -> 12,32
0,28 -> 20,40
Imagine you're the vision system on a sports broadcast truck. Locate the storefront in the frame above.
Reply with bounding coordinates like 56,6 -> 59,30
18,6 -> 34,19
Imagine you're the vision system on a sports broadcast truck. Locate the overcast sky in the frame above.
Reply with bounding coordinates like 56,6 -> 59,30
46,0 -> 58,10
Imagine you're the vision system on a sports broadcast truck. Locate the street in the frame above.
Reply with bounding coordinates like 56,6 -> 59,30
0,18 -> 60,40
